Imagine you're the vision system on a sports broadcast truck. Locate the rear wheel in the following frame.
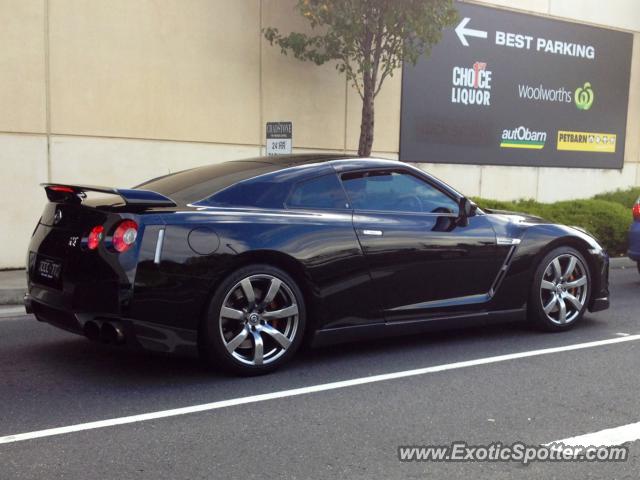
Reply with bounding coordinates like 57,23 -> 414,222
528,246 -> 590,331
201,264 -> 306,375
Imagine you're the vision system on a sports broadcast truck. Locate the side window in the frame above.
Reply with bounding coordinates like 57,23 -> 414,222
341,170 -> 459,214
286,174 -> 348,210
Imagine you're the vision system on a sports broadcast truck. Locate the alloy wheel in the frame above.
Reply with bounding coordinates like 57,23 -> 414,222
219,274 -> 299,366
539,253 -> 589,325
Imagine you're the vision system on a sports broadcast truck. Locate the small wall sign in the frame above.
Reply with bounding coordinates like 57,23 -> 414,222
266,122 -> 292,155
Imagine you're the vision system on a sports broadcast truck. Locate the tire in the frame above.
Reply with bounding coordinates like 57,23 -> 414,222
200,264 -> 306,375
528,246 -> 591,332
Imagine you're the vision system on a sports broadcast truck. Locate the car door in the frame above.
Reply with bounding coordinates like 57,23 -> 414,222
339,167 -> 508,323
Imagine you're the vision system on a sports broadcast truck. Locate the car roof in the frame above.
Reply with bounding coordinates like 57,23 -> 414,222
252,153 -> 355,166
230,154 -> 402,171
136,154 -> 427,207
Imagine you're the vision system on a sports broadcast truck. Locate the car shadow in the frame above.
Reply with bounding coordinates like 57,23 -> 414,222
298,315 -> 605,366
20,335 -> 213,382
18,315 -> 608,388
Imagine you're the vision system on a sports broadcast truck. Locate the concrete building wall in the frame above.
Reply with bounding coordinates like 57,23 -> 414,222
0,0 -> 638,268
0,0 -> 48,269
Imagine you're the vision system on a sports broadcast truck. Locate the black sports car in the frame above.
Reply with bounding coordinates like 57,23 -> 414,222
25,154 -> 609,374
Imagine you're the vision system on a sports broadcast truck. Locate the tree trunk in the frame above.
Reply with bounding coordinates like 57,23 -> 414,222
357,88 -> 375,157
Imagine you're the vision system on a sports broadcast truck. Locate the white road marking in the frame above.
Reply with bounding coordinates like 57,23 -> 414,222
615,332 -> 630,336
0,334 -> 639,445
547,421 -> 640,447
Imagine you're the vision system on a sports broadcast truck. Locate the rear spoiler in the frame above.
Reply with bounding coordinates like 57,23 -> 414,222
41,183 -> 177,207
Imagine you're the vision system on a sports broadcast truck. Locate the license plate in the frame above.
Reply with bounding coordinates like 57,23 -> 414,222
37,258 -> 62,284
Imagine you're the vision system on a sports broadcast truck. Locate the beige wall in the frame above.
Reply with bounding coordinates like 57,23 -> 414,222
49,0 -> 262,145
0,0 -> 638,268
477,0 -> 640,31
0,134 -> 48,269
0,0 -> 46,133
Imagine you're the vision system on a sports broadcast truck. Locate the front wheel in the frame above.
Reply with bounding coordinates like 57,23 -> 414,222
528,247 -> 591,331
200,264 -> 306,375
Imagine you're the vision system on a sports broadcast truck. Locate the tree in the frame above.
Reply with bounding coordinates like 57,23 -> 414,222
264,0 -> 457,157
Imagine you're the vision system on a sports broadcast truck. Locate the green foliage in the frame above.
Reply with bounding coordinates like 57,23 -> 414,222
263,0 -> 458,155
471,193 -> 635,256
593,187 -> 640,208
264,0 -> 457,98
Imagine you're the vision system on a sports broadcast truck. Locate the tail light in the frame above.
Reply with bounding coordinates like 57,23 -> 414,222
633,199 -> 640,221
112,220 -> 138,253
87,225 -> 104,250
48,185 -> 75,193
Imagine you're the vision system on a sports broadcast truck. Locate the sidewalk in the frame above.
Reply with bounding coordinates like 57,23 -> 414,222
0,256 -> 636,306
0,270 -> 26,305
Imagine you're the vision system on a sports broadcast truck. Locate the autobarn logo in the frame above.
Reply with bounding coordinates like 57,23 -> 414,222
500,126 -> 547,150
451,62 -> 492,106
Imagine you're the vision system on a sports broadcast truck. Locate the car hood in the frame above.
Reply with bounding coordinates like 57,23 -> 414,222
483,208 -> 548,224
484,209 -> 604,250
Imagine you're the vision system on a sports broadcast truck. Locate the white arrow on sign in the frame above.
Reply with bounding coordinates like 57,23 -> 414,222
455,17 -> 488,47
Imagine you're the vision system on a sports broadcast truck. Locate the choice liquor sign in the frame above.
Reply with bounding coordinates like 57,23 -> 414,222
400,1 -> 633,169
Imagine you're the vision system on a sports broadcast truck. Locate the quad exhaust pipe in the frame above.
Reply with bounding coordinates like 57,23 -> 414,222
83,320 -> 125,345
83,321 -> 100,342
100,321 -> 125,344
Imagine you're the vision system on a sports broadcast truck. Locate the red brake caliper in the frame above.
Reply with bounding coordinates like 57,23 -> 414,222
268,299 -> 284,331
568,273 -> 577,296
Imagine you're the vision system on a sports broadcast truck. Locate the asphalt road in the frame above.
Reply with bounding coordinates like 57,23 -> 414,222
1,268 -> 639,479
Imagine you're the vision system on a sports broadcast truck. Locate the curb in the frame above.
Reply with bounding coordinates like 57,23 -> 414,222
610,257 -> 636,270
0,289 -> 24,306
0,268 -> 25,306
0,305 -> 27,318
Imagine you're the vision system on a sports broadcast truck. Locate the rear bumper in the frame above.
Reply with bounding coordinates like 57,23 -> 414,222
25,274 -> 122,316
24,292 -> 198,356
24,293 -> 83,334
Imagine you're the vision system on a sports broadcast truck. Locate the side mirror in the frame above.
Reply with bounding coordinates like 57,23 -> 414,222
457,197 -> 475,226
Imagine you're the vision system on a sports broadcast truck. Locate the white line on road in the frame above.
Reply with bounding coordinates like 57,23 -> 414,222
1,334 -> 639,445
547,421 -> 640,447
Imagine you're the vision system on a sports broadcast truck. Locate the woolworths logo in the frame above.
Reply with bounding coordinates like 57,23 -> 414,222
575,82 -> 594,110
500,126 -> 547,149
517,84 -> 572,104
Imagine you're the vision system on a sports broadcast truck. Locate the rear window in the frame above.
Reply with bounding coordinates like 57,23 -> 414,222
135,161 -> 278,205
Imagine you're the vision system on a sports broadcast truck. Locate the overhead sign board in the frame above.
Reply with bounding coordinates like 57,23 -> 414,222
266,122 -> 292,156
400,1 -> 633,169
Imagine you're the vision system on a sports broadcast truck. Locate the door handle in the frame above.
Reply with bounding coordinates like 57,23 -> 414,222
362,229 -> 383,236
